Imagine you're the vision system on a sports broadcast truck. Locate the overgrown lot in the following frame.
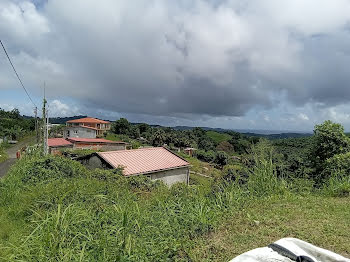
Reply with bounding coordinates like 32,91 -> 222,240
0,148 -> 349,261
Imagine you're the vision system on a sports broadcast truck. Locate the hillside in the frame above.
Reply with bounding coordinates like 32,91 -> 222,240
0,154 -> 349,261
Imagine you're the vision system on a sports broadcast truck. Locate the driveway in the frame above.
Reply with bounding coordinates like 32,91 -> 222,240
0,137 -> 34,178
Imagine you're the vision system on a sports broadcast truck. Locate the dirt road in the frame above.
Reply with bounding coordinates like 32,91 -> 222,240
0,137 -> 34,178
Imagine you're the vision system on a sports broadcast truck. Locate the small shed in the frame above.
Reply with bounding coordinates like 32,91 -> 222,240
48,138 -> 73,155
67,137 -> 127,151
183,147 -> 197,157
80,147 -> 190,186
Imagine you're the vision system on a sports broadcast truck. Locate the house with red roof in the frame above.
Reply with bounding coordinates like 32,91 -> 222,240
79,147 -> 190,186
65,117 -> 111,138
66,137 -> 127,151
48,138 -> 73,155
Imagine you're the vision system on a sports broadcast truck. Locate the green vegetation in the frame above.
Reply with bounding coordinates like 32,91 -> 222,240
206,130 -> 231,144
0,114 -> 350,260
0,145 -> 8,163
0,108 -> 35,141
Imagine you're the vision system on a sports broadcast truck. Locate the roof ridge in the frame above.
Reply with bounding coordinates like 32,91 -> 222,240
99,146 -> 163,155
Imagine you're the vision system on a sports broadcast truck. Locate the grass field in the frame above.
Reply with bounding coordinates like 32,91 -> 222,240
0,154 -> 349,261
190,194 -> 350,261
206,131 -> 232,144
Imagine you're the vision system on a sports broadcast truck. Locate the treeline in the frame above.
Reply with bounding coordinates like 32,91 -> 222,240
110,118 -> 262,167
111,117 -> 350,191
0,108 -> 35,140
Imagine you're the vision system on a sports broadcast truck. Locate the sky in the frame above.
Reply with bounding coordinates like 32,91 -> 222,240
2,0 -> 350,132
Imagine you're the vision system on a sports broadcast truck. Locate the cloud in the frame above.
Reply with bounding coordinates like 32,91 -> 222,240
298,113 -> 309,121
2,0 -> 350,130
48,99 -> 80,117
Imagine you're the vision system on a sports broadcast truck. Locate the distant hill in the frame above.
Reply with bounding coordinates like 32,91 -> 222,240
172,125 -> 312,139
25,115 -> 312,139
243,132 -> 312,139
49,115 -> 88,124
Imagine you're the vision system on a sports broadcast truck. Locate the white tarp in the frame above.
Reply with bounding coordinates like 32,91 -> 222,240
230,238 -> 350,262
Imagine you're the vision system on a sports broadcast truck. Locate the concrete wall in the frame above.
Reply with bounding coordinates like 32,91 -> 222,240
81,155 -> 106,169
65,126 -> 96,138
73,143 -> 126,151
150,167 -> 189,186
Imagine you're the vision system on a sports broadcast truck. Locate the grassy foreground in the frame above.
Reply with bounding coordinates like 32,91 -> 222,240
192,195 -> 350,261
0,154 -> 349,261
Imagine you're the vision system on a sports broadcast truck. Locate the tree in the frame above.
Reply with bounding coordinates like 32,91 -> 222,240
4,126 -> 23,140
138,123 -> 150,134
216,141 -> 234,153
49,125 -> 65,138
112,118 -> 131,135
214,151 -> 229,167
312,120 -> 350,176
198,138 -> 215,151
151,129 -> 166,146
129,125 -> 140,139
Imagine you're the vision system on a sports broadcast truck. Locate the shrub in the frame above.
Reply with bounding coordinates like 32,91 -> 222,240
6,155 -> 87,185
323,152 -> 350,179
322,152 -> 350,196
323,173 -> 350,197
214,151 -> 229,167
126,175 -> 164,192
220,164 -> 246,184
195,150 -> 216,163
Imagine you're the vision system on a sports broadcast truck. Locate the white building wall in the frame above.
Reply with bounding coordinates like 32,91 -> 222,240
65,126 -> 96,138
150,167 -> 189,186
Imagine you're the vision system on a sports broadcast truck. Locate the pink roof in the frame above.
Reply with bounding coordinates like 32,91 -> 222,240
67,117 -> 110,124
48,138 -> 73,147
67,138 -> 125,144
97,147 -> 189,176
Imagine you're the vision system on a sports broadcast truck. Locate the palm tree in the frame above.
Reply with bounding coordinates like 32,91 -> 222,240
151,129 -> 166,147
4,126 -> 23,140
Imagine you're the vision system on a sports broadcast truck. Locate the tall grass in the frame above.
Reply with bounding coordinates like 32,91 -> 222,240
323,172 -> 350,197
0,144 -> 341,261
246,141 -> 287,197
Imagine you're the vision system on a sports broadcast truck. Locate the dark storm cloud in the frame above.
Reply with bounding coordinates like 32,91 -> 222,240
2,0 -> 350,123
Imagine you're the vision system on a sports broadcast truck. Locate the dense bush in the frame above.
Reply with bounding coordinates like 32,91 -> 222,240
6,155 -> 88,185
195,150 -> 216,163
323,152 -> 350,178
311,120 -> 350,178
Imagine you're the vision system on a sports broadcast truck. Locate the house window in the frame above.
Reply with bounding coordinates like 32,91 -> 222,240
74,130 -> 78,134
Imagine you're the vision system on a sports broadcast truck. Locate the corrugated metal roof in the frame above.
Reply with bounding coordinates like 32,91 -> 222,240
67,138 -> 125,144
97,147 -> 189,176
48,138 -> 73,147
67,117 -> 110,124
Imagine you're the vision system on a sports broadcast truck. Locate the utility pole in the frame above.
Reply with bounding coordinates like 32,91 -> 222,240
42,87 -> 48,155
34,106 -> 39,144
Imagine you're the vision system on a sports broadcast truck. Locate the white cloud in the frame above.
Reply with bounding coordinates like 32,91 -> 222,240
2,0 -> 350,130
298,113 -> 309,121
48,100 -> 80,117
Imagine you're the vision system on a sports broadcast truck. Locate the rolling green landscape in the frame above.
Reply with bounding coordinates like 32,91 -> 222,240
0,110 -> 349,261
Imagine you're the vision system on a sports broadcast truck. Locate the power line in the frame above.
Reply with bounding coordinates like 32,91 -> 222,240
0,40 -> 37,108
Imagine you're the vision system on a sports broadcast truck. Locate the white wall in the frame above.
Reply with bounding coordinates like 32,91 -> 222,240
151,167 -> 189,186
65,126 -> 96,138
